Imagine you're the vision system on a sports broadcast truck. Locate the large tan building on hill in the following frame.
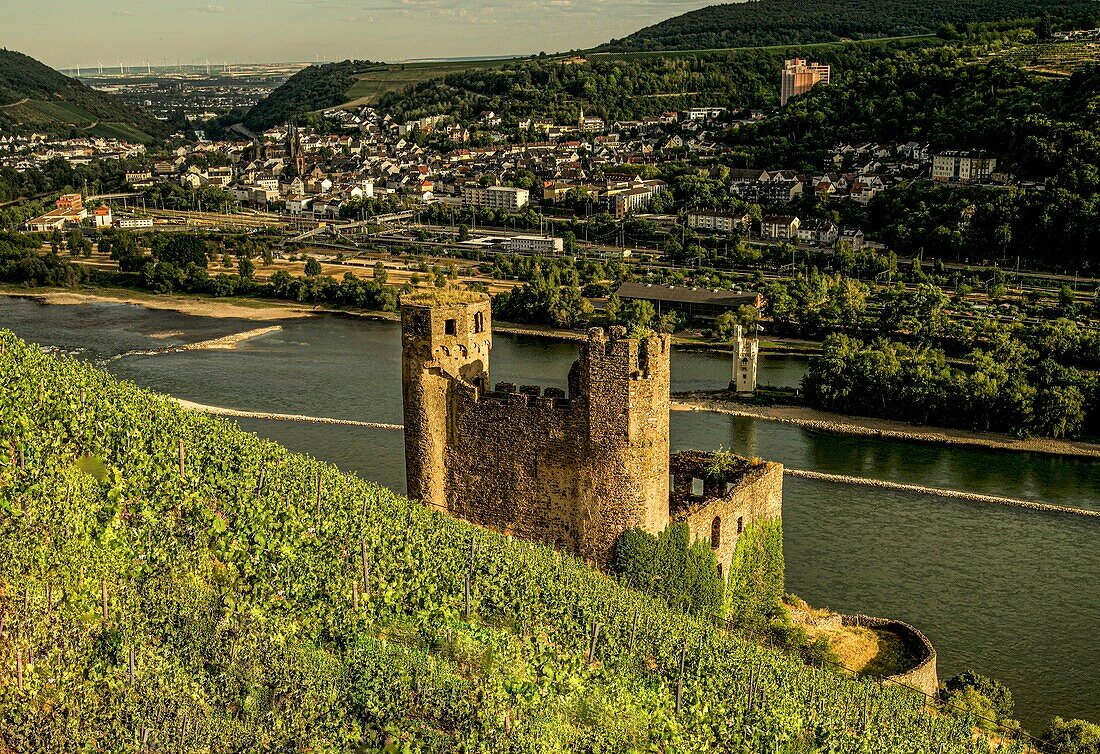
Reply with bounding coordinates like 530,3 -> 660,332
399,290 -> 782,572
780,58 -> 831,105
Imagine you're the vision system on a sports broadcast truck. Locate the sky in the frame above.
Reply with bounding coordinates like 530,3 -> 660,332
5,0 -> 716,69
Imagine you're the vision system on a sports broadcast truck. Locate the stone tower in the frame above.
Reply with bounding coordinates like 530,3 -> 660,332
730,325 -> 759,395
400,290 -> 493,507
567,326 -> 671,559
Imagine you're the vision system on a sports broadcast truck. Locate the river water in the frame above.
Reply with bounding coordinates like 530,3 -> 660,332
3,295 -> 1098,731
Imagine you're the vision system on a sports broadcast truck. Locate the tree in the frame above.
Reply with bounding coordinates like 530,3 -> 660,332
373,260 -> 388,284
65,229 -> 91,257
304,256 -> 322,276
1044,718 -> 1100,754
238,257 -> 255,279
1059,285 -> 1078,316
619,299 -> 655,334
457,223 -> 470,242
939,672 -> 1018,734
157,235 -> 209,269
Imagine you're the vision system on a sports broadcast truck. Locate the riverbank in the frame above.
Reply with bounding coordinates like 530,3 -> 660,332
672,393 -> 1100,459
0,285 -> 320,321
0,285 -> 820,353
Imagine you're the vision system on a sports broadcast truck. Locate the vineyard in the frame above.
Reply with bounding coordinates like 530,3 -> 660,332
0,329 -> 1018,752
991,41 -> 1100,75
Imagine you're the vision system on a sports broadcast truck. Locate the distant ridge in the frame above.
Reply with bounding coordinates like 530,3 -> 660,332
597,0 -> 1100,52
0,48 -> 170,143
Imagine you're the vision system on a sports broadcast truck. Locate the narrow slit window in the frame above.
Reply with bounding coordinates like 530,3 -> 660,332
473,311 -> 484,334
444,318 -> 457,336
737,516 -> 744,534
711,516 -> 721,549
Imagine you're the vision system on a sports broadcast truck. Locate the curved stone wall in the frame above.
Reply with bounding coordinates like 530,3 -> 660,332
842,614 -> 939,698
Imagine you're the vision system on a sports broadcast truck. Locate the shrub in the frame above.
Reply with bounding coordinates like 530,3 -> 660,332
1044,717 -> 1100,754
611,522 -> 724,617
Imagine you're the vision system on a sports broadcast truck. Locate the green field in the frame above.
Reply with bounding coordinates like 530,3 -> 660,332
339,58 -> 522,107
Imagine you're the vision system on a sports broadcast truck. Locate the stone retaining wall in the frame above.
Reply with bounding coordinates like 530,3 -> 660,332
842,614 -> 938,698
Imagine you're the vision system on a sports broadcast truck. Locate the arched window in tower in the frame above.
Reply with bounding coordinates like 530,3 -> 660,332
473,311 -> 485,334
737,516 -> 744,535
711,516 -> 721,549
717,563 -> 723,580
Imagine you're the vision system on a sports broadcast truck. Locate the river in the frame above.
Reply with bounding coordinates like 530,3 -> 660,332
2,294 -> 1098,731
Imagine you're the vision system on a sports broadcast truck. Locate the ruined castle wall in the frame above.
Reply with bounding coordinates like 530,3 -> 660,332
675,461 -> 784,579
443,335 -> 672,565
402,293 -> 676,567
444,385 -> 594,554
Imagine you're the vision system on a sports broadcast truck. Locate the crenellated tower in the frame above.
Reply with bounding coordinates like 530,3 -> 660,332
400,290 -> 492,507
568,327 -> 671,560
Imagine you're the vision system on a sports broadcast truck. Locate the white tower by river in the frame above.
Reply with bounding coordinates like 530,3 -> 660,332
730,325 -> 759,395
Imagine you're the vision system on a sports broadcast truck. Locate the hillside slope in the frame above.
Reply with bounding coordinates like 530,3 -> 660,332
236,58 -> 515,131
599,0 -> 1100,52
0,49 -> 170,143
0,330 -> 1001,752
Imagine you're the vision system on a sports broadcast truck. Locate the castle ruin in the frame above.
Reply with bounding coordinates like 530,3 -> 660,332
400,290 -> 782,571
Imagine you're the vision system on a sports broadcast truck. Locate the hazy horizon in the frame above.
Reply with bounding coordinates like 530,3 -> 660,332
5,0 -> 716,70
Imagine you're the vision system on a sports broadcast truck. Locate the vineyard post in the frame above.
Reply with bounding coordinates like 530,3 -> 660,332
19,446 -> 25,471
360,539 -> 370,597
353,582 -> 359,611
178,438 -> 185,480
141,727 -> 149,749
587,621 -> 601,664
463,574 -> 471,620
129,645 -> 136,685
675,639 -> 688,715
256,465 -> 266,496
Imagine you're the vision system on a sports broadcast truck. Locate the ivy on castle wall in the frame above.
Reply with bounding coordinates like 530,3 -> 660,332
726,518 -> 785,630
610,522 -> 724,618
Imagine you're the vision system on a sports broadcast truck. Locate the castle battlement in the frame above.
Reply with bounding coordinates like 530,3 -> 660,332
398,289 -> 779,569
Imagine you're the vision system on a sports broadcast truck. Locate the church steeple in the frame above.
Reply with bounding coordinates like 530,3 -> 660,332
287,121 -> 306,177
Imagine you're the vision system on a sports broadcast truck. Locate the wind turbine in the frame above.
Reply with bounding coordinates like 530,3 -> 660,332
118,60 -> 125,75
